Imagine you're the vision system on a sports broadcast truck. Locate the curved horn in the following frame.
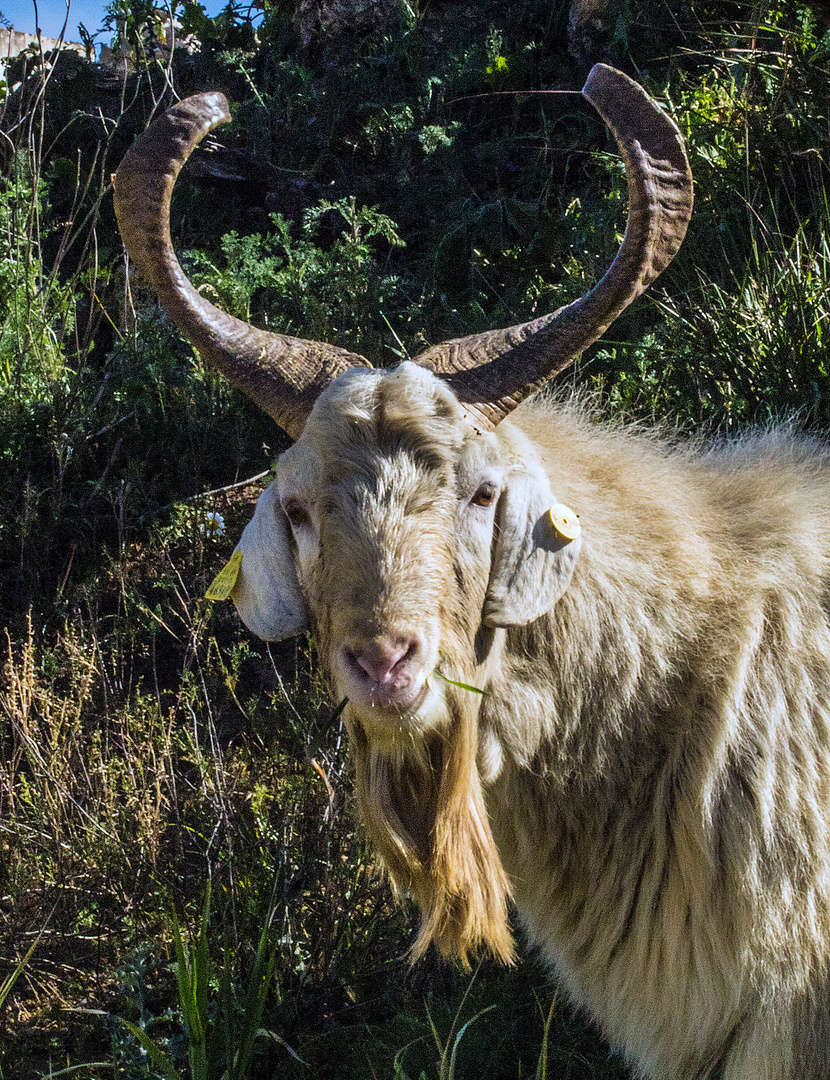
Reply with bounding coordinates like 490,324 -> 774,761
113,92 -> 371,441
416,64 -> 694,429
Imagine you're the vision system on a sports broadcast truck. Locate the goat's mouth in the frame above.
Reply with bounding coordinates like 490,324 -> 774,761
365,678 -> 431,715
339,654 -> 431,714
343,677 -> 442,748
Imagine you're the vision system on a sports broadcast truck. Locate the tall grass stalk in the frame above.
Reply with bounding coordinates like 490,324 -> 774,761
533,996 -> 557,1080
114,882 -> 299,1079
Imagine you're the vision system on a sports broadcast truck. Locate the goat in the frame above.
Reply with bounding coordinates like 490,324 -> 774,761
114,66 -> 830,1079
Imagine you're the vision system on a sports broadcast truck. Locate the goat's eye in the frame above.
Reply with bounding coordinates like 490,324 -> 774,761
283,499 -> 310,529
470,483 -> 497,508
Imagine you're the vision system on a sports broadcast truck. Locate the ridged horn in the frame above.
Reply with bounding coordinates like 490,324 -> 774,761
415,63 -> 694,429
113,92 -> 371,442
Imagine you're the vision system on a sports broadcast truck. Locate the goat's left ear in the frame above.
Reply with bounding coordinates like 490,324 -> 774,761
483,464 -> 581,627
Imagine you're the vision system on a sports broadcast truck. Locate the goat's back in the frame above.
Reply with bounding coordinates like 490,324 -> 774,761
487,401 -> 830,1079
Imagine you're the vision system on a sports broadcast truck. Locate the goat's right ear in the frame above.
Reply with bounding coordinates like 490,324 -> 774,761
231,481 -> 308,640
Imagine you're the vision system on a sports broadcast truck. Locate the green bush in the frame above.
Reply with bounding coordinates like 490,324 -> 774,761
189,196 -> 405,358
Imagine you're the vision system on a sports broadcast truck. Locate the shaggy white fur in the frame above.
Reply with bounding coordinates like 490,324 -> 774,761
236,365 -> 830,1078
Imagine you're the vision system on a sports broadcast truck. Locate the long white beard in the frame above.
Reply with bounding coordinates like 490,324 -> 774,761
347,683 -> 514,967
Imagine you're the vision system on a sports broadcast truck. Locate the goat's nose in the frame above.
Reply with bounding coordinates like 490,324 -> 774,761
347,636 -> 418,684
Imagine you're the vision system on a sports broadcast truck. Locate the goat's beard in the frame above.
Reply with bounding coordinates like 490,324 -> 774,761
347,682 -> 514,968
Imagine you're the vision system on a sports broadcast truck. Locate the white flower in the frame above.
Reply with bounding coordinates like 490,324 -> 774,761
202,511 -> 225,538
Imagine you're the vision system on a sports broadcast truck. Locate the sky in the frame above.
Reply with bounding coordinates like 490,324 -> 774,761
1,0 -> 227,43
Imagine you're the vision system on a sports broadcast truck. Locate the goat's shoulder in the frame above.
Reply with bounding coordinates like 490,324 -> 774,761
512,398 -> 830,523
510,398 -> 830,616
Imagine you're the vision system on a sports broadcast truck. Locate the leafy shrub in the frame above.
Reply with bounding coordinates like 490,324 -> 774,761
189,196 -> 405,358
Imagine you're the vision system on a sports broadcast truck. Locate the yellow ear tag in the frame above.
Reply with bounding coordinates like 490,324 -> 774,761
547,503 -> 581,543
205,549 -> 243,601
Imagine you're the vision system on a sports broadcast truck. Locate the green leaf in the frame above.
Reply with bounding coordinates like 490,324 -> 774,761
115,1018 -> 183,1080
433,670 -> 488,695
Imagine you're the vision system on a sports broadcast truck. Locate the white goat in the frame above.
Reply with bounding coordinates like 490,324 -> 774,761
115,67 -> 830,1078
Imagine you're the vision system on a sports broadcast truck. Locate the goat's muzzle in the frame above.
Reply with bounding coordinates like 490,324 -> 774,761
339,631 -> 434,713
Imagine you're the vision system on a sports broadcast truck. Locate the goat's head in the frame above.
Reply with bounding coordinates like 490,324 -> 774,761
114,65 -> 693,965
240,362 -> 575,725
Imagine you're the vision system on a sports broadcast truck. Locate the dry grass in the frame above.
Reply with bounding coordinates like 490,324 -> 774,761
0,525 -> 397,1072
